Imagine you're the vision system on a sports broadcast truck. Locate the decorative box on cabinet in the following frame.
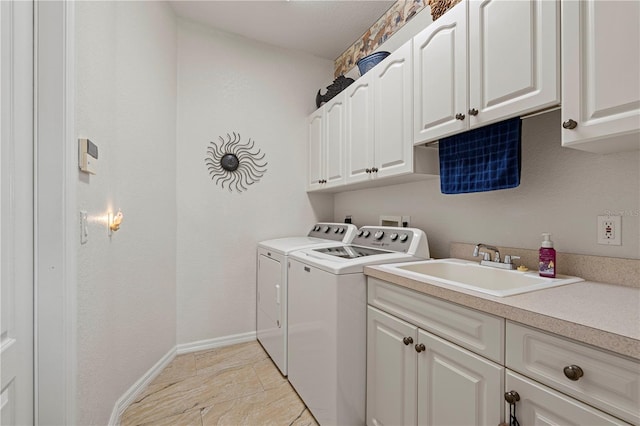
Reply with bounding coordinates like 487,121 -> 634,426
560,0 -> 640,154
413,0 -> 560,144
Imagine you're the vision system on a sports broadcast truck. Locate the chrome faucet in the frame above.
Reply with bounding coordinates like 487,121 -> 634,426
473,243 -> 519,270
473,243 -> 501,262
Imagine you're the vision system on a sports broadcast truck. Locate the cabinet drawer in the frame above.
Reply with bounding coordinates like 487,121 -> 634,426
368,278 -> 504,363
506,370 -> 630,425
506,321 -> 640,424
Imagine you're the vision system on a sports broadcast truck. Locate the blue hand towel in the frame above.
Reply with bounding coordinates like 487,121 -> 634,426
439,117 -> 521,194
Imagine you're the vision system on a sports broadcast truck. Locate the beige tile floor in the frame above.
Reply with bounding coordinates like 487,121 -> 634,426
121,341 -> 319,426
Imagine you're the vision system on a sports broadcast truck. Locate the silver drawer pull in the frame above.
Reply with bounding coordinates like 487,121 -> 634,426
563,365 -> 584,381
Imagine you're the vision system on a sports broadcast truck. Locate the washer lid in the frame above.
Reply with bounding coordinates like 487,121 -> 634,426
313,245 -> 391,259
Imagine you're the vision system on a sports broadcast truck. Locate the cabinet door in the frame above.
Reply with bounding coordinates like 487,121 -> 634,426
505,371 -> 631,426
374,40 -> 414,178
367,306 -> 417,426
561,0 -> 640,154
307,109 -> 324,190
346,73 -> 375,184
324,93 -> 346,187
417,329 -> 503,426
468,0 -> 560,127
413,1 -> 467,144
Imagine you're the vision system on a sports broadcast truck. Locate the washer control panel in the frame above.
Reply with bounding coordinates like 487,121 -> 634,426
353,226 -> 418,253
308,223 -> 357,242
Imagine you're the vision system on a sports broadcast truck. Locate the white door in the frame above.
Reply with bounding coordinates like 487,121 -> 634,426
561,0 -> 640,153
345,73 -> 374,184
413,1 -> 467,144
505,371 -> 630,426
468,0 -> 560,127
417,329 -> 503,426
0,2 -> 34,424
374,40 -> 413,178
307,109 -> 324,190
366,306 -> 417,426
324,93 -> 346,187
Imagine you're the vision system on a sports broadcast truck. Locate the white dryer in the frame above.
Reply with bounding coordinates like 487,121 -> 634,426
287,226 -> 429,426
256,223 -> 357,376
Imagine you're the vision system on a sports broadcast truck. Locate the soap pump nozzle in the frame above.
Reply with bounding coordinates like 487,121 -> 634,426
541,233 -> 553,248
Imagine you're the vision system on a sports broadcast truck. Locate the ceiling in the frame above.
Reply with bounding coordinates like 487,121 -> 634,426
169,0 -> 396,60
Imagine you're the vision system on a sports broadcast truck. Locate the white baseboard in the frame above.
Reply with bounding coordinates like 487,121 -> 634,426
108,346 -> 176,425
176,331 -> 256,355
108,331 -> 257,425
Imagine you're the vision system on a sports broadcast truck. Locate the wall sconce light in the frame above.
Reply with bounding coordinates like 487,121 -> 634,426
108,209 -> 124,236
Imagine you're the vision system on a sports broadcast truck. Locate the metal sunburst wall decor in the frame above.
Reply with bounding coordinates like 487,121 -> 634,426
205,132 -> 268,193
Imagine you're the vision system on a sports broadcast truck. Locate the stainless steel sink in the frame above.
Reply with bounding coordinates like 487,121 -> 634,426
378,258 -> 583,297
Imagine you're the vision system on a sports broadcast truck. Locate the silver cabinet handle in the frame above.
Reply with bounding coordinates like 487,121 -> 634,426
562,119 -> 578,129
468,108 -> 478,116
403,336 -> 413,345
455,113 -> 466,120
415,343 -> 426,352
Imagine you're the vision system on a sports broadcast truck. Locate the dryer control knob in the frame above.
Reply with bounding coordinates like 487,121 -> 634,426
374,231 -> 384,240
322,226 -> 330,233
333,227 -> 340,233
362,230 -> 371,238
314,226 -> 321,232
390,233 -> 399,241
357,230 -> 364,237
339,228 -> 345,234
399,233 -> 408,242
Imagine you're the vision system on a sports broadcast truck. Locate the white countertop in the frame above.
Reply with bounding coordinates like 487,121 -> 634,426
365,265 -> 640,360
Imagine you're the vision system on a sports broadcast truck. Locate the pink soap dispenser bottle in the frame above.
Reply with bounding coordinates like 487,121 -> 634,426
539,233 -> 556,278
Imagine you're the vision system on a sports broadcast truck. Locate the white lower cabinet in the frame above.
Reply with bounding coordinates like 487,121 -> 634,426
505,321 -> 639,425
367,306 -> 417,426
416,329 -> 503,426
366,280 -> 504,426
366,279 -> 639,426
505,370 -> 630,426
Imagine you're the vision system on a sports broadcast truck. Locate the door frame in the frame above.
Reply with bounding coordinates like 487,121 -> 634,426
34,1 -> 76,424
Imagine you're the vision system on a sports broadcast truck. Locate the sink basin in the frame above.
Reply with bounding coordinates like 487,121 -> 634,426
379,258 -> 584,297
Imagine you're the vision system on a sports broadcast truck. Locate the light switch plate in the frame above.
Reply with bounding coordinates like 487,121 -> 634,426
80,210 -> 88,244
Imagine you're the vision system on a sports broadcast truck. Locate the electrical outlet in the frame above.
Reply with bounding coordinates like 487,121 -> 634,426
597,215 -> 621,245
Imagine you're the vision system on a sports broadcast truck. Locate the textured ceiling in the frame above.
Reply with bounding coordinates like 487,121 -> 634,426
169,0 -> 396,60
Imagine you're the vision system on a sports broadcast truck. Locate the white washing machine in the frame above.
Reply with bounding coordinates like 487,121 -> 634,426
256,223 -> 357,376
287,226 -> 429,426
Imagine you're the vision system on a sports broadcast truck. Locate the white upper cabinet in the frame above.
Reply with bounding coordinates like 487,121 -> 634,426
468,0 -> 560,127
561,0 -> 640,154
307,93 -> 346,190
373,40 -> 414,178
345,71 -> 375,184
307,109 -> 324,191
414,0 -> 560,144
413,1 -> 467,144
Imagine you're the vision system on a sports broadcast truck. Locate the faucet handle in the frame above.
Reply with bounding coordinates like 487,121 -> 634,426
479,251 -> 491,261
504,255 -> 520,264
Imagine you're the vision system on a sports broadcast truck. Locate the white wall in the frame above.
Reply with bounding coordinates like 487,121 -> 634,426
335,110 -> 640,260
176,20 -> 334,344
75,2 -> 177,424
